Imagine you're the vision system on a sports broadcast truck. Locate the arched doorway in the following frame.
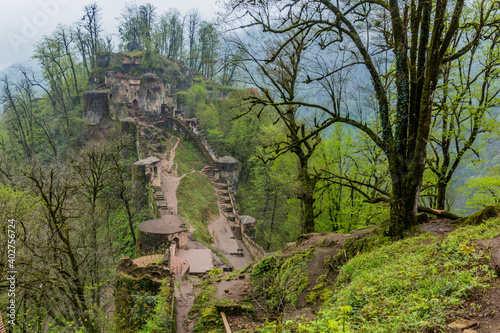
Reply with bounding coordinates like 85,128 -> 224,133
170,237 -> 180,256
133,99 -> 138,108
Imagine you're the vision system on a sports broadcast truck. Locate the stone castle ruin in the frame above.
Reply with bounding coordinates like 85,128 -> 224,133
83,70 -> 175,123
85,54 -> 264,276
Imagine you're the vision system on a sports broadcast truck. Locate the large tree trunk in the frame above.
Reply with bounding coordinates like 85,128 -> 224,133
302,193 -> 315,233
436,180 -> 447,211
387,160 -> 422,237
298,158 -> 316,234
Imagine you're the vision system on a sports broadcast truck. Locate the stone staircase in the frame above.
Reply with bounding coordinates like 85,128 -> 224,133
164,116 -> 219,176
152,185 -> 169,214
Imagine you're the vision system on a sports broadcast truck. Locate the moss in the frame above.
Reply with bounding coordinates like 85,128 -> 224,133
177,172 -> 218,244
251,248 -> 314,311
190,278 -> 254,332
454,206 -> 500,226
306,273 -> 333,305
325,233 -> 388,274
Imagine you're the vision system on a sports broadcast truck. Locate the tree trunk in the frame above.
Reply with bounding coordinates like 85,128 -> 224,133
123,195 -> 136,245
436,180 -> 447,211
298,160 -> 316,234
387,167 -> 420,237
302,194 -> 315,233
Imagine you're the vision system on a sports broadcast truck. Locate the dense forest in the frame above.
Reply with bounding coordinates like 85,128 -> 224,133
0,0 -> 500,332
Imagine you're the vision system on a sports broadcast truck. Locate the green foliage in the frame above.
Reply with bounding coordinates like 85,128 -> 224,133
131,293 -> 157,325
258,308 -> 352,333
175,140 -> 206,176
320,227 -> 496,331
314,126 -> 390,233
138,279 -> 175,333
177,172 -> 218,244
463,166 -> 500,210
114,277 -> 162,332
251,249 -> 314,311
253,217 -> 499,331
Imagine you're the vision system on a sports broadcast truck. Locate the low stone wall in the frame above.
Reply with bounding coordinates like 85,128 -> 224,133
242,232 -> 266,261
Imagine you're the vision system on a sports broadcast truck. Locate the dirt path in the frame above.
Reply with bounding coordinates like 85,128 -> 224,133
174,276 -> 200,333
135,123 -> 254,331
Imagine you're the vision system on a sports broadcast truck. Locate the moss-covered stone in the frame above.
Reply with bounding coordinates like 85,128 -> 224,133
454,206 -> 500,226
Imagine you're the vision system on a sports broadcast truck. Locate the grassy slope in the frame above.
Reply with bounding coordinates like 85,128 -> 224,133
253,218 -> 500,332
177,171 -> 218,244
175,139 -> 206,176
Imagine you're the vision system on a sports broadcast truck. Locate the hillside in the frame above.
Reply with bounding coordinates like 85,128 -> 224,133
1,1 -> 500,332
189,214 -> 500,332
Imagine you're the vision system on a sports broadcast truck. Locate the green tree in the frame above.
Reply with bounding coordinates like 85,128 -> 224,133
236,31 -> 322,233
118,3 -> 157,51
225,0 -> 498,237
424,29 -> 500,210
198,22 -> 220,79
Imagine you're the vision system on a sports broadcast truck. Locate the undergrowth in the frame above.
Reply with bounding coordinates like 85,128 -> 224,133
177,172 -> 218,244
175,139 -> 206,175
251,248 -> 314,311
269,218 -> 500,332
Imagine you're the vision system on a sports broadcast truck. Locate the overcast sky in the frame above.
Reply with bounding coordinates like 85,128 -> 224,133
0,0 -> 221,70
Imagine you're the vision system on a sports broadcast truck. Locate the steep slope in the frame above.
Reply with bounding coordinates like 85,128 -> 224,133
189,215 -> 500,332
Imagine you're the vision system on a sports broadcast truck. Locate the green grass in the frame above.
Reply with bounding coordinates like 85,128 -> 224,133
251,248 -> 314,310
304,219 -> 499,332
175,140 -> 206,176
177,172 -> 218,244
256,218 -> 500,332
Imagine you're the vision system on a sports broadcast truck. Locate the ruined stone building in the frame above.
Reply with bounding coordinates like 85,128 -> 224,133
83,55 -> 176,124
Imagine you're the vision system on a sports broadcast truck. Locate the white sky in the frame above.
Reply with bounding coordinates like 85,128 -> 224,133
0,0 -> 220,70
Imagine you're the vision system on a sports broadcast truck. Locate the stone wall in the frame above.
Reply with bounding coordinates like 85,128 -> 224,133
132,164 -> 149,212
137,230 -> 188,256
242,232 -> 266,261
83,90 -> 110,124
138,74 -> 165,117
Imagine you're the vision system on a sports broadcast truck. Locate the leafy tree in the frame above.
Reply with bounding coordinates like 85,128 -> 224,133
198,22 -> 220,79
118,3 -> 157,51
25,164 -> 100,332
224,0 -> 499,237
71,141 -> 111,306
187,9 -> 201,68
33,26 -> 85,140
424,29 -> 500,210
315,126 -> 390,232
155,8 -> 185,59
237,31 -> 323,233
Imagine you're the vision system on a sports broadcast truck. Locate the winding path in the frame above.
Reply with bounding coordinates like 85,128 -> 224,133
137,121 -> 253,332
